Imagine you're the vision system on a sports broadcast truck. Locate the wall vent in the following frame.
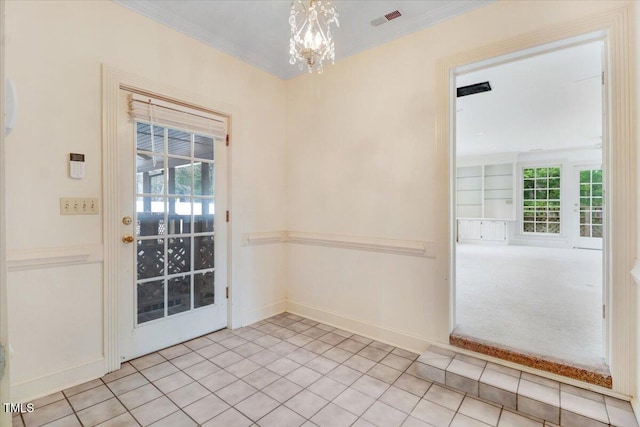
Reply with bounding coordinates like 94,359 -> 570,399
371,10 -> 402,27
457,81 -> 492,97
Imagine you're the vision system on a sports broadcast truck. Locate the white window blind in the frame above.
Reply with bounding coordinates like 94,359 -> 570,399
129,93 -> 227,139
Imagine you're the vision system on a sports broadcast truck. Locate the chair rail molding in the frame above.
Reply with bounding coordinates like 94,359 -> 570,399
242,230 -> 437,258
7,245 -> 103,271
287,231 -> 436,258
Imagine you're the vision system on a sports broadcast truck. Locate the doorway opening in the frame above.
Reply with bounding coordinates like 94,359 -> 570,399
451,38 -> 609,385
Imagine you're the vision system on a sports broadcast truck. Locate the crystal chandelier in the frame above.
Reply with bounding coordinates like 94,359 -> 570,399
289,0 -> 339,74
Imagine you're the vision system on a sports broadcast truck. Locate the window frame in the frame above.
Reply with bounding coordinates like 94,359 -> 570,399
520,165 -> 562,236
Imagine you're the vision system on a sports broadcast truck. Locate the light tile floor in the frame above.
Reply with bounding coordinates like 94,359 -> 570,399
12,313 -> 606,426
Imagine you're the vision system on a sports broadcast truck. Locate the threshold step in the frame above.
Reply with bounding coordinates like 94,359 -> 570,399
410,346 -> 638,427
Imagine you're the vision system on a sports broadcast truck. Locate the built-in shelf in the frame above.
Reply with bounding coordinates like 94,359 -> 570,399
456,163 -> 515,220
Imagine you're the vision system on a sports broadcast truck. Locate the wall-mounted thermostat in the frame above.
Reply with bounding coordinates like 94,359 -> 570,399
69,153 -> 85,179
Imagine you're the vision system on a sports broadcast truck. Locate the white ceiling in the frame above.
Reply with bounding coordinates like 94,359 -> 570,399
456,41 -> 603,158
114,0 -> 493,80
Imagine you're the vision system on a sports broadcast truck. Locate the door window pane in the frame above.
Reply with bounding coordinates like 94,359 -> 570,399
194,272 -> 214,308
138,280 -> 165,324
168,276 -> 191,316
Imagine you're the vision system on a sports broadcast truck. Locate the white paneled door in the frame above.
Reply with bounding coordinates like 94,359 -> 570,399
117,90 -> 228,361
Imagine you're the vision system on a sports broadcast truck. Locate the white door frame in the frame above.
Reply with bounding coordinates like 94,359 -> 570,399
572,164 -> 604,250
102,66 -> 234,372
437,7 -> 636,395
0,0 -> 11,425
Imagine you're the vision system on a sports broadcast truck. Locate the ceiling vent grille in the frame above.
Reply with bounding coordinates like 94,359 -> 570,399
457,81 -> 492,97
371,10 -> 402,27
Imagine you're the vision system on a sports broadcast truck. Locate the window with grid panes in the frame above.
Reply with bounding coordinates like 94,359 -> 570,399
522,166 -> 561,234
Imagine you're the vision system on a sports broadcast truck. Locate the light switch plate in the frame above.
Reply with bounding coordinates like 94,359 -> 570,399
60,198 -> 99,215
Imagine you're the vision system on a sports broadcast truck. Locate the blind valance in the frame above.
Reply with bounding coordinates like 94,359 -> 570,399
129,93 -> 227,139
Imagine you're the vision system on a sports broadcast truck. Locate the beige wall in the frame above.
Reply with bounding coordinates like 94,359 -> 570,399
4,0 -> 638,408
286,0 -> 635,390
5,0 -> 287,399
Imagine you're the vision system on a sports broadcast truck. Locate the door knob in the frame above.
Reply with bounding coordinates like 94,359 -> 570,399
122,234 -> 134,244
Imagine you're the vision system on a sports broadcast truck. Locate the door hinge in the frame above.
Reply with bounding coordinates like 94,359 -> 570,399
226,134 -> 229,147
226,287 -> 229,299
602,304 -> 606,319
226,210 -> 229,222
601,71 -> 605,86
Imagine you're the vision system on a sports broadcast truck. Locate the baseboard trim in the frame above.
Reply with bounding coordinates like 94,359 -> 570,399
241,299 -> 286,327
8,245 -> 103,271
285,299 -> 431,354
11,357 -> 105,403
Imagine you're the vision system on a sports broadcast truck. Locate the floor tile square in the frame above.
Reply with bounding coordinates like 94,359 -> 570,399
210,350 -> 244,368
183,394 -> 230,424
351,375 -> 389,399
271,341 -> 300,356
410,399 -> 455,427
199,369 -> 238,392
305,356 -> 339,375
98,412 -> 140,426
380,353 -> 413,371
393,373 -> 432,397
328,365 -> 362,386
323,347 -> 352,364
285,389 -> 328,419
392,348 -> 419,361
130,396 -> 179,426
272,328 -> 297,340
68,385 -> 114,411
367,363 -> 402,384
141,361 -> 180,382
148,410 -> 197,427
254,335 -> 282,348
33,392 -> 65,409
304,340 -> 333,355
119,383 -> 163,410
243,367 -> 281,390
158,344 -> 191,360
308,377 -> 348,401
311,403 -> 358,427
250,349 -> 282,366
286,366 -> 322,388
362,401 -> 407,427
153,371 -> 193,394
287,348 -> 318,365
40,414 -> 81,427
458,396 -> 501,426
257,405 -> 305,427
196,343 -> 227,359
183,360 -> 220,380
497,410 -> 543,427
358,346 -> 390,362
107,372 -> 149,396
318,333 -> 347,346
302,327 -> 329,340
202,407 -> 252,427
379,386 -> 420,414
287,334 -> 315,347
227,359 -> 261,378
184,336 -> 215,351
337,339 -> 367,354
166,382 -> 210,408
263,378 -> 303,402
233,341 -> 264,359
450,412 -> 491,427
23,400 -> 73,427
343,354 -> 377,373
171,352 -> 206,370
267,358 -> 301,376
216,380 -> 258,406
63,379 -> 104,397
130,353 -> 166,371
424,384 -> 464,411
333,387 -> 375,416
76,398 -> 127,427
234,392 -> 280,421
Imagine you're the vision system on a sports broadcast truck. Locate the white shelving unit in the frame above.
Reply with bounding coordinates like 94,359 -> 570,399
456,163 -> 515,242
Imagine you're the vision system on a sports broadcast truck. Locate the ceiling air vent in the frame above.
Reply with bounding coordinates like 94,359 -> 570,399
371,10 -> 402,27
457,81 -> 492,97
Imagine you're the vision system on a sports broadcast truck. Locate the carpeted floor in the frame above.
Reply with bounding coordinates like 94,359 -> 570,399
455,243 -> 605,370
